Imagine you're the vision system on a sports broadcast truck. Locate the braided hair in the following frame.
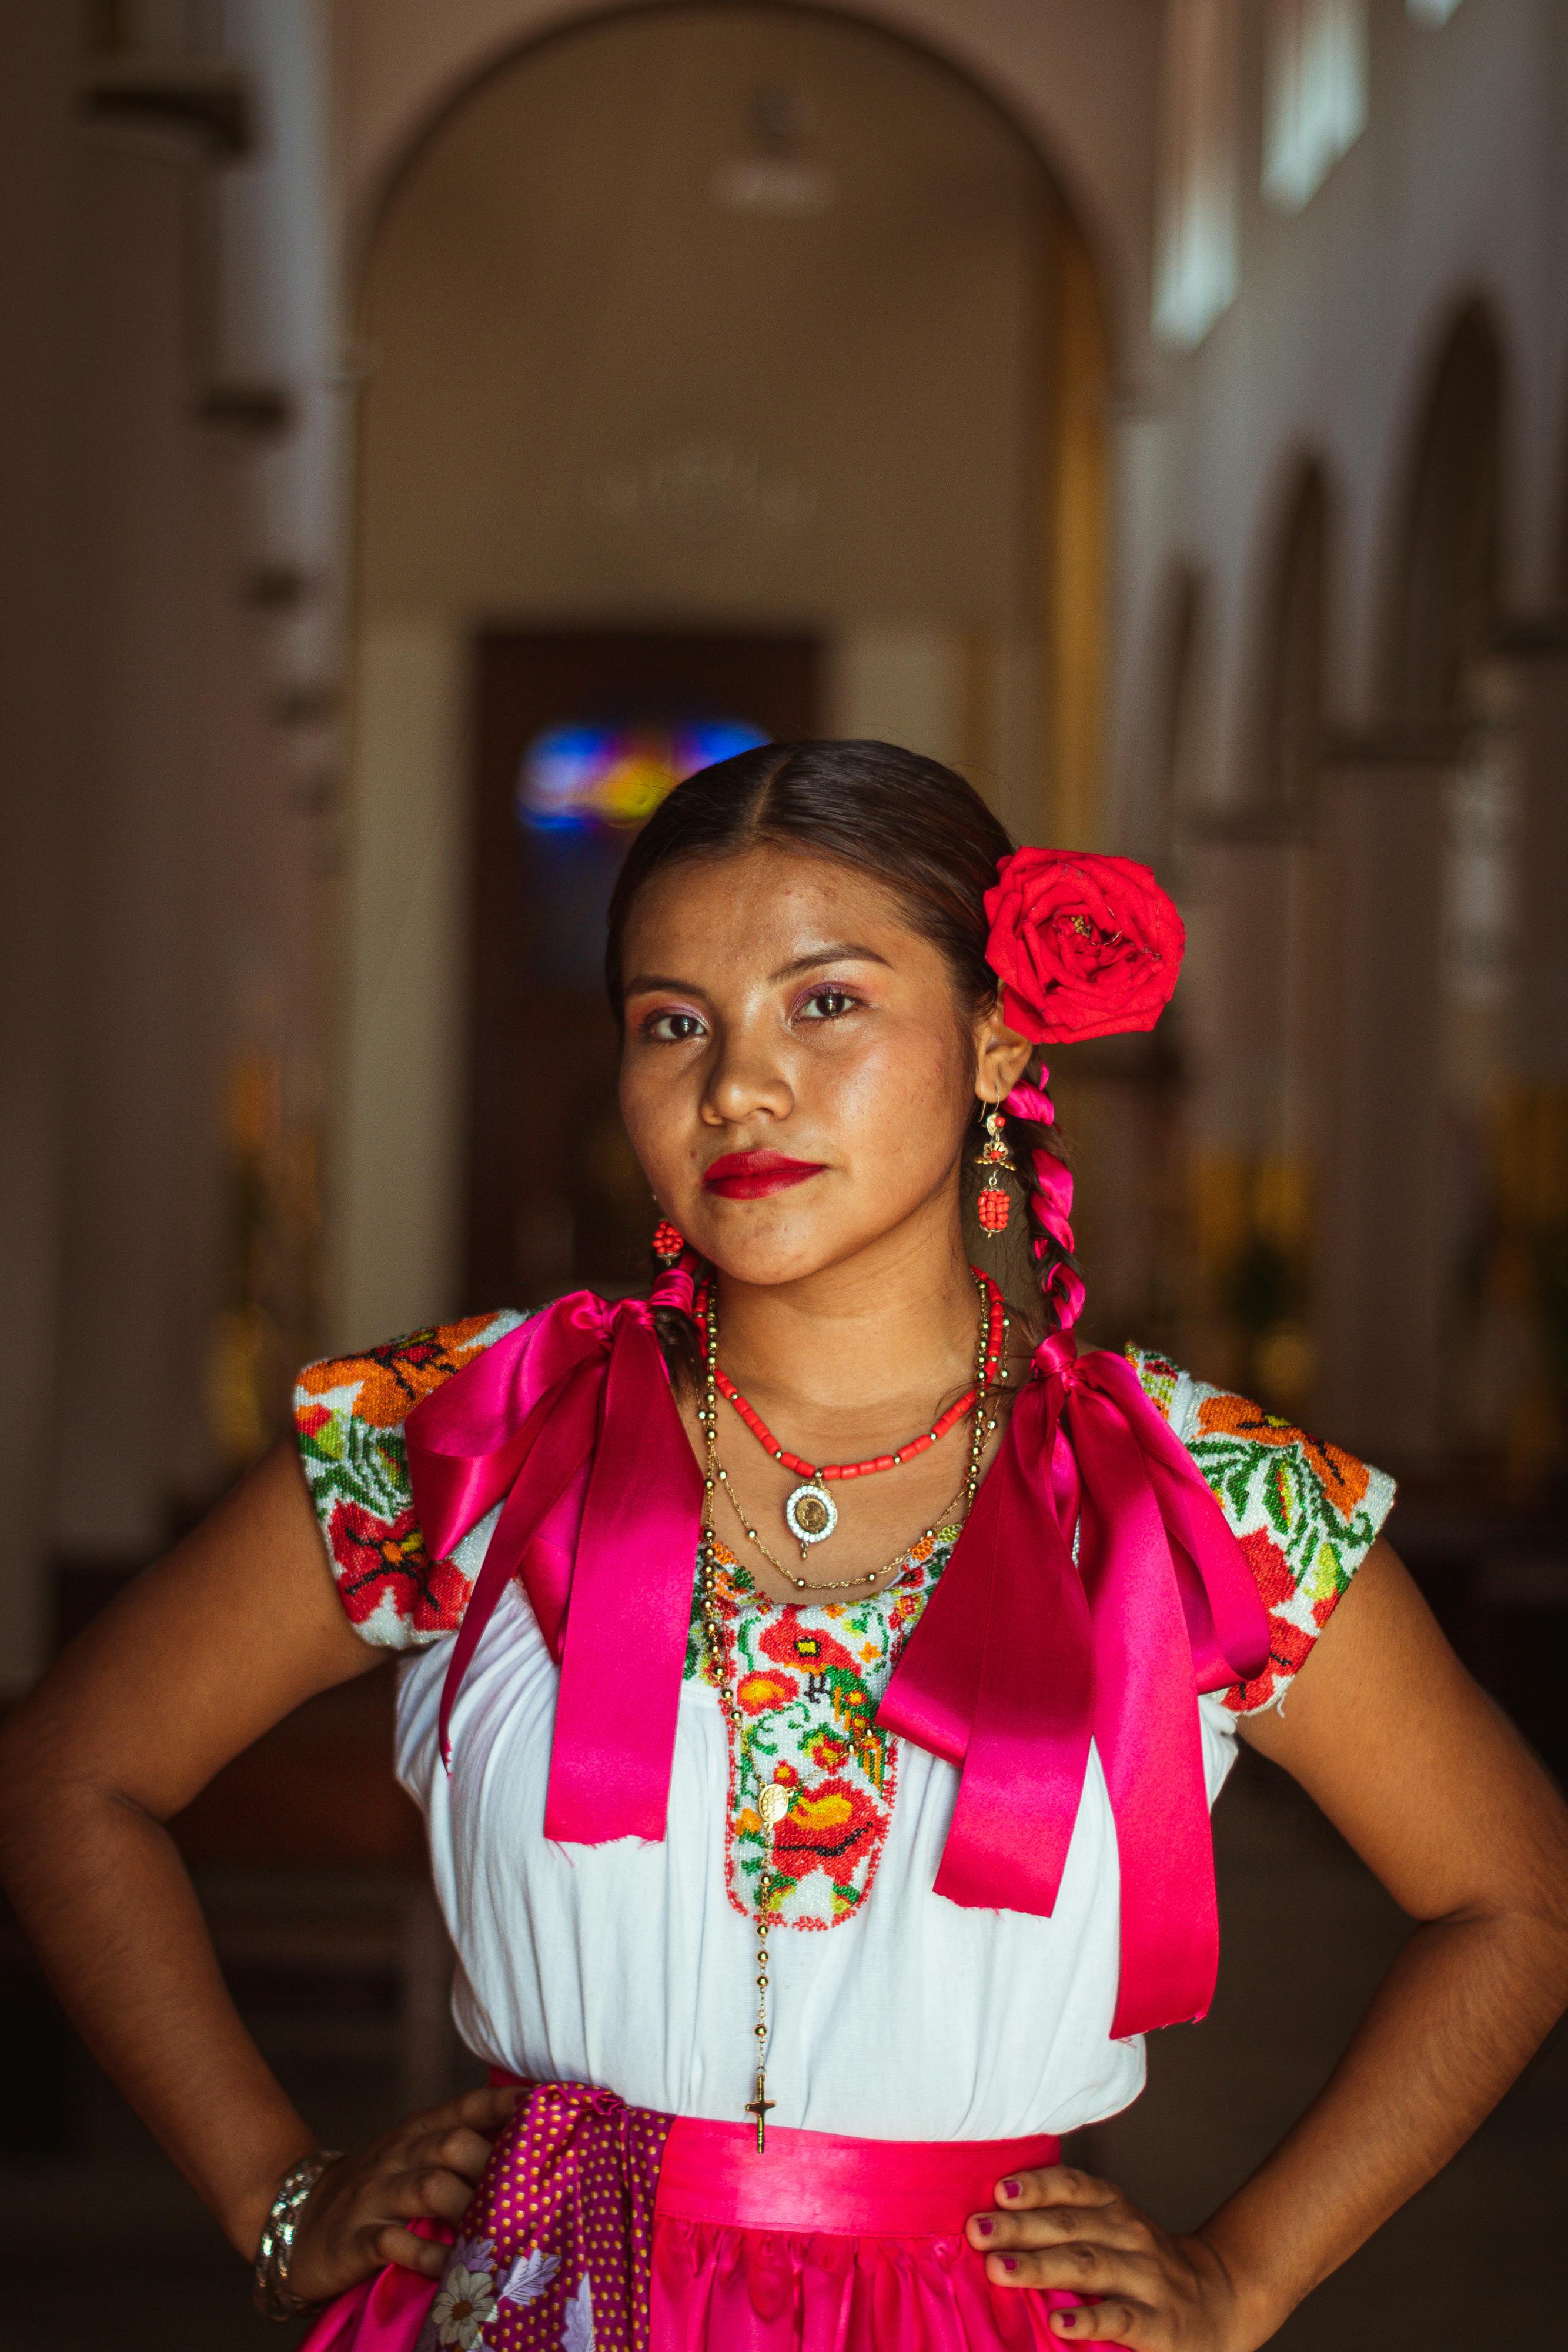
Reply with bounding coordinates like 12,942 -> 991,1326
603,740 -> 1080,1367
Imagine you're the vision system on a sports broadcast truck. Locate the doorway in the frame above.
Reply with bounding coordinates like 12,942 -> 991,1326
466,627 -> 819,1306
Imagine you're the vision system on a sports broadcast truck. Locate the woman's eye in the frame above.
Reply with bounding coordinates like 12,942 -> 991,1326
644,1010 -> 707,1043
798,987 -> 858,1022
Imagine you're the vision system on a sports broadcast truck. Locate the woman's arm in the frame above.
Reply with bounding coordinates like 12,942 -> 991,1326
1203,1539 -> 1568,2332
966,1539 -> 1568,2346
0,1441 -> 511,2296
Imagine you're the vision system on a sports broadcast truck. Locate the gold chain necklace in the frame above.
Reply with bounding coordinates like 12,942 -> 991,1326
698,1269 -> 1004,1557
694,1287 -> 1002,2150
712,1454 -> 975,1592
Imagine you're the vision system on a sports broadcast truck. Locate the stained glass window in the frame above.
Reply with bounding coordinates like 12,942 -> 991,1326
516,718 -> 768,831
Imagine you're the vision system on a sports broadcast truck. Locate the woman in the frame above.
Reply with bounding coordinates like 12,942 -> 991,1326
4,740 -> 1566,2351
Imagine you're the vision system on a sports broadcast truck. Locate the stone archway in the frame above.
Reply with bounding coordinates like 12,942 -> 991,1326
1253,456 -> 1330,817
331,0 -> 1157,360
1384,298 -> 1505,720
330,0 -> 1119,1336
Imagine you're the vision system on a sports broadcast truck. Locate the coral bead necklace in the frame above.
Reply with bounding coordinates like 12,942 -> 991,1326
694,1273 -> 1002,2150
694,1268 -> 1007,1559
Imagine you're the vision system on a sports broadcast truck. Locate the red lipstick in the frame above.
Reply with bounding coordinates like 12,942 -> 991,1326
701,1151 -> 827,1200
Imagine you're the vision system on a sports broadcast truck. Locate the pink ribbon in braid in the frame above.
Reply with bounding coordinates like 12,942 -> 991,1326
1003,1075 -> 1086,1334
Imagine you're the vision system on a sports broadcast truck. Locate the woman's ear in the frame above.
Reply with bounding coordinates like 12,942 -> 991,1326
974,1005 -> 1032,1108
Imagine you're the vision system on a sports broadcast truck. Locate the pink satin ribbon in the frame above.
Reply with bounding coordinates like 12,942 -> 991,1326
407,1271 -> 703,1845
405,1268 -> 1266,2036
877,1335 -> 1266,2037
300,2086 -> 1106,2352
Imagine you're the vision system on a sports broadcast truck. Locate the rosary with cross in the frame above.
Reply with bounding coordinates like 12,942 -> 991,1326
744,2070 -> 777,2154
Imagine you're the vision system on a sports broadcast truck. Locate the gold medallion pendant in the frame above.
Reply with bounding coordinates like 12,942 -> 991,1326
757,1782 -> 790,1832
783,1478 -> 837,1554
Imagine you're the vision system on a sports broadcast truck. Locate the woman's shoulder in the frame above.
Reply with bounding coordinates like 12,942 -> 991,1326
293,1309 -> 530,1649
1122,1342 -> 1396,1715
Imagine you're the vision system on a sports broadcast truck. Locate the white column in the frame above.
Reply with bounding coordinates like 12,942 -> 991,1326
331,619 -> 468,1350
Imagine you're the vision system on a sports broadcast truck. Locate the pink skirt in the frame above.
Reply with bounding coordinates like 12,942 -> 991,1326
301,2081 -> 1102,2351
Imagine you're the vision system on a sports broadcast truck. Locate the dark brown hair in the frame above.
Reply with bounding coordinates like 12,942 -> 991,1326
605,739 -> 1075,1357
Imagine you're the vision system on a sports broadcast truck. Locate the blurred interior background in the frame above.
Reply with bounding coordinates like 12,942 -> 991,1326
2,1 -> 1566,2342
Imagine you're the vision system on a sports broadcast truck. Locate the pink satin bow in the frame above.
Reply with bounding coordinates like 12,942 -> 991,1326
406,1274 -> 703,1845
877,1334 -> 1268,2037
406,1273 -> 1266,2037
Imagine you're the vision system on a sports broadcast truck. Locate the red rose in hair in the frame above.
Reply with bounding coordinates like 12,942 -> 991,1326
983,850 -> 1184,1044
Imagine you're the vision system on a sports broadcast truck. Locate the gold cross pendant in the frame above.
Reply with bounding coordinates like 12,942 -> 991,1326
744,2068 -> 777,2154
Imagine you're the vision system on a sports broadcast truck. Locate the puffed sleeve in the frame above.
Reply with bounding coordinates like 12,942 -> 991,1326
293,1310 -> 529,1648
1125,1345 -> 1396,1715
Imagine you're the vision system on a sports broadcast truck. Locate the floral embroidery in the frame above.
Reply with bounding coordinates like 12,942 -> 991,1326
295,1312 -> 527,1648
422,2236 -> 499,2348
685,1535 -> 951,1930
497,2246 -> 561,2306
1129,1347 -> 1180,1424
561,2274 -> 596,2352
297,1302 -> 1390,1788
1126,1345 -> 1395,1715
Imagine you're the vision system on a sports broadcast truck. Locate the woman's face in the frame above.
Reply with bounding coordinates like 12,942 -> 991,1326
618,845 -> 1018,1288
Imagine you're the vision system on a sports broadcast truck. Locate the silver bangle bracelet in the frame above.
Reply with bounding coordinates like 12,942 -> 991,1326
252,2149 -> 343,2321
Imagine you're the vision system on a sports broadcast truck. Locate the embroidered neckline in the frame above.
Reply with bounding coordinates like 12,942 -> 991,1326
683,1532 -> 954,1932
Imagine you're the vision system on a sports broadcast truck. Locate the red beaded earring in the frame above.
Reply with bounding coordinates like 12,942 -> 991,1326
974,1101 -> 1016,1236
652,1218 -> 687,1265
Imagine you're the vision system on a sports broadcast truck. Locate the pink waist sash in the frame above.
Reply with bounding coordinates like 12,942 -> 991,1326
654,2116 -> 1061,2236
303,2081 -> 1098,2352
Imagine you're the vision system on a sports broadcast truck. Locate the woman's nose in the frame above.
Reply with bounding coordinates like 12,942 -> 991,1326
703,1044 -> 794,1127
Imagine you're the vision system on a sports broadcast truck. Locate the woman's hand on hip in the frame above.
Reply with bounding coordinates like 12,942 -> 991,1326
285,2085 -> 520,2303
968,2164 -> 1264,2351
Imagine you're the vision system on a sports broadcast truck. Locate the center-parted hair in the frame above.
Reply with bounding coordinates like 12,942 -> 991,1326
604,738 -> 1077,1349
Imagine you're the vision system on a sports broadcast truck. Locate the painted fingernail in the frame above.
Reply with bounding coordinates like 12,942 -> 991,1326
999,2177 -> 1021,2200
1054,2314 -> 1076,2332
975,2217 -> 995,2237
1002,2256 -> 1018,2274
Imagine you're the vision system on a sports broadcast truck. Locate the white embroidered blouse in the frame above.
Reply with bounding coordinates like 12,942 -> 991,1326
293,1314 -> 1393,2143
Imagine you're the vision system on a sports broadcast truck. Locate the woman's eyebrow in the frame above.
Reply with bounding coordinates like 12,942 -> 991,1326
770,944 -> 892,983
621,974 -> 711,998
623,945 -> 891,996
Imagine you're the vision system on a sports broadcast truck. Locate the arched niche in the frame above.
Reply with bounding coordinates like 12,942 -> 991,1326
333,0 -> 1115,1335
1248,457 -> 1330,817
333,0 -> 1154,372
1383,298 -> 1506,720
